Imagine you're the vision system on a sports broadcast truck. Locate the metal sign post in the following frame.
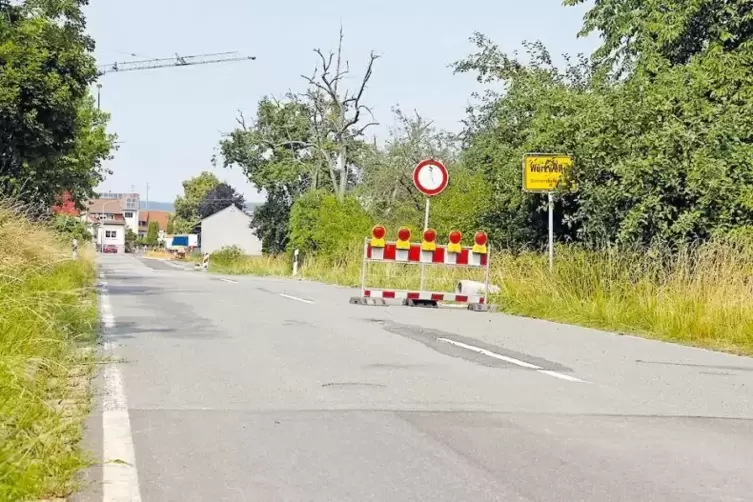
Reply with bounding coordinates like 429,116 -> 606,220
413,159 -> 448,289
547,192 -> 554,271
522,153 -> 574,272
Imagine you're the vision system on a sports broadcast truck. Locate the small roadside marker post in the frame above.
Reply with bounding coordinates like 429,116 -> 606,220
522,153 -> 574,272
292,249 -> 300,277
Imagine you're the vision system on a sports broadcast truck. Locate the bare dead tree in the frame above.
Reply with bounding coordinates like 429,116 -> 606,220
301,26 -> 380,200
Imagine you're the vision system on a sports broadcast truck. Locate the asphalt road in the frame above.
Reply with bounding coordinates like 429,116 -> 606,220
77,254 -> 753,502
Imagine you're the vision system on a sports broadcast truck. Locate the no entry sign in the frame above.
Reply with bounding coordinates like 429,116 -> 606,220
413,159 -> 449,197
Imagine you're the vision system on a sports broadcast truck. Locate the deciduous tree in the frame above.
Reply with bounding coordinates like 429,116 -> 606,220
0,0 -> 116,207
302,28 -> 379,200
173,172 -> 220,233
217,97 -> 319,253
197,182 -> 246,220
145,221 -> 159,247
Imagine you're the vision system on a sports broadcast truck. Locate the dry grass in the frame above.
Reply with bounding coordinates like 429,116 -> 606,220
0,202 -> 98,500
144,249 -> 171,259
212,239 -> 753,355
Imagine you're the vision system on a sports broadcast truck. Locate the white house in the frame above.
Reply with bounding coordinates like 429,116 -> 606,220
200,205 -> 262,256
96,192 -> 140,234
97,220 -> 126,253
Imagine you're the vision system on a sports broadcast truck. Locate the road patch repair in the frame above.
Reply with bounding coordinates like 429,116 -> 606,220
370,319 -> 586,383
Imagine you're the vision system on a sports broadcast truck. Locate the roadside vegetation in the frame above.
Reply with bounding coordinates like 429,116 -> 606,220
0,203 -> 98,500
1,0 -> 112,498
194,1 -> 753,355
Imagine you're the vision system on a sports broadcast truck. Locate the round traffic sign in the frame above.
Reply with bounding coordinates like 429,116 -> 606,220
413,159 -> 449,197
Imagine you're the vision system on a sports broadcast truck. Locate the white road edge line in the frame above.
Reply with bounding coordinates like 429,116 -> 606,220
537,370 -> 586,383
218,278 -> 238,284
437,338 -> 540,369
279,293 -> 315,304
436,338 -> 587,383
99,272 -> 142,502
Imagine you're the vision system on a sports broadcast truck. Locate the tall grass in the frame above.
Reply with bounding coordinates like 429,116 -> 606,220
495,241 -> 753,354
0,202 -> 98,500
212,238 -> 753,355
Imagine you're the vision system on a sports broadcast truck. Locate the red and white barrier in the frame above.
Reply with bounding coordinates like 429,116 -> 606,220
364,290 -> 487,304
350,225 -> 494,311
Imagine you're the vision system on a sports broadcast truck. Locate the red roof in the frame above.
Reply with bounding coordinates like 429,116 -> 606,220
140,210 -> 171,232
51,191 -> 80,216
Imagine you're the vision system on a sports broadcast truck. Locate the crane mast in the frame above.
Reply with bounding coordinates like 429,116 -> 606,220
98,51 -> 256,76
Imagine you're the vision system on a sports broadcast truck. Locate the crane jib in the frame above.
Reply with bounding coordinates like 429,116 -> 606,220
97,52 -> 256,76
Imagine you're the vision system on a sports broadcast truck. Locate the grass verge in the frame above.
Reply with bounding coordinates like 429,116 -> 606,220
0,204 -> 98,501
211,239 -> 753,355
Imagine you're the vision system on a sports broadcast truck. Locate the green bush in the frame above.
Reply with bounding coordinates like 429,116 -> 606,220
51,214 -> 91,243
289,191 -> 373,261
210,245 -> 244,266
145,221 -> 159,247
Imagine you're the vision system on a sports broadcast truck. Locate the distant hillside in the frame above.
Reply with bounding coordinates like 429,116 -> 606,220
140,201 -> 174,212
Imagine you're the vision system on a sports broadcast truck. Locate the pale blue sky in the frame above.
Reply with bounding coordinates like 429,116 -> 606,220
87,0 -> 597,203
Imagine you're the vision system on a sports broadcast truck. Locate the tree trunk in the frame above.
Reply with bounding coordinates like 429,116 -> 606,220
337,144 -> 347,201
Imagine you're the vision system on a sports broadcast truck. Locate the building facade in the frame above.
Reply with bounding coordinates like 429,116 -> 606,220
200,205 -> 262,256
97,221 -> 126,252
138,210 -> 171,242
97,192 -> 140,234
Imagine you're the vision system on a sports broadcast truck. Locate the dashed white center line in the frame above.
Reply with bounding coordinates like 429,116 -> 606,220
279,293 -> 315,304
437,337 -> 586,383
99,272 -> 142,501
218,278 -> 238,284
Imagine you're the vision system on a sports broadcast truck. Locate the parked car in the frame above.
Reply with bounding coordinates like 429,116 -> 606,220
103,244 -> 118,254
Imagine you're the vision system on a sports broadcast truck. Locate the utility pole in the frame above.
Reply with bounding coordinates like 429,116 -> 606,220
97,83 -> 102,110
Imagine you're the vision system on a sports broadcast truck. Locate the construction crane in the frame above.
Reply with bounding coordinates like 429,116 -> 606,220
97,51 -> 256,76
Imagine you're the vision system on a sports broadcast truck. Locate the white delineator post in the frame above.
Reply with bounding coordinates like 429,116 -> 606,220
202,253 -> 210,271
548,192 -> 554,272
293,249 -> 300,276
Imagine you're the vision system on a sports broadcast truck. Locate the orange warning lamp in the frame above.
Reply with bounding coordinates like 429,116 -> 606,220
422,229 -> 437,251
473,231 -> 488,254
448,230 -> 463,253
371,225 -> 386,248
396,227 -> 412,250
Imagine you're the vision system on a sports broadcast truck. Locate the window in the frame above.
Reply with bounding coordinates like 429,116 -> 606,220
105,230 -> 117,238
124,212 -> 133,218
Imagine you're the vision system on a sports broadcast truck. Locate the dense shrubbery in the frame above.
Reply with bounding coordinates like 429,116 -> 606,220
51,214 -> 92,243
210,245 -> 244,266
215,1 -> 753,254
289,192 -> 373,261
